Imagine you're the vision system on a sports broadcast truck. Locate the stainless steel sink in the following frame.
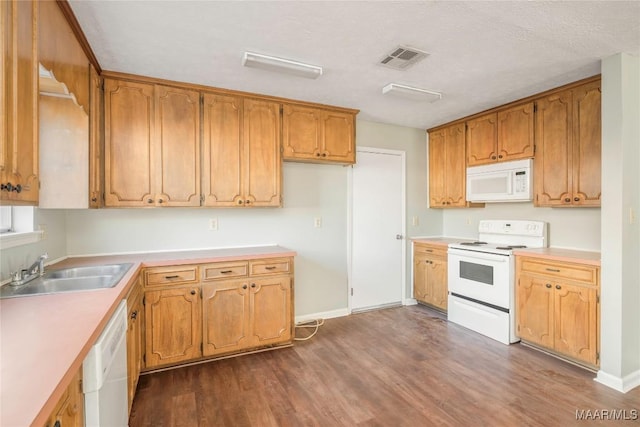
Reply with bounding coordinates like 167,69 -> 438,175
0,263 -> 133,299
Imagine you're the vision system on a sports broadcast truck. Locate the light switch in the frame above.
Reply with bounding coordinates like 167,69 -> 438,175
209,218 -> 218,231
314,217 -> 322,228
412,216 -> 419,226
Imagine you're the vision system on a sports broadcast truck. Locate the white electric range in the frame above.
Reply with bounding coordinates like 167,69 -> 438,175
447,220 -> 547,344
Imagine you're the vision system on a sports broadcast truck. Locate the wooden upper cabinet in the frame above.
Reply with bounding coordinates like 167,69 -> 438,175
429,123 -> 467,208
571,81 -> 601,207
89,65 -> 103,207
534,78 -> 601,207
104,78 -> 200,207
1,0 -> 39,205
243,98 -> 281,207
202,94 -> 281,207
497,102 -> 534,161
282,104 -> 356,164
466,103 -> 534,166
155,85 -> 200,206
466,113 -> 497,166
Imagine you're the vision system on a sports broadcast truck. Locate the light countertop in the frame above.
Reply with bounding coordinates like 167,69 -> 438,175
0,245 -> 296,427
411,237 -> 475,246
513,247 -> 601,266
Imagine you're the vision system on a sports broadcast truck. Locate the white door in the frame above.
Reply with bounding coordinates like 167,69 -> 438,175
350,148 -> 405,312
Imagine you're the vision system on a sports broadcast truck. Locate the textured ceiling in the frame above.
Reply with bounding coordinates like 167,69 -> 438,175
68,1 -> 640,130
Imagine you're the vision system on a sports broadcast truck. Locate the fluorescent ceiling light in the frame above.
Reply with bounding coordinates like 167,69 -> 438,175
242,52 -> 323,79
382,83 -> 442,102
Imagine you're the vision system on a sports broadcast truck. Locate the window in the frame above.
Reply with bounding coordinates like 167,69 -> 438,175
0,206 -> 41,249
0,206 -> 12,233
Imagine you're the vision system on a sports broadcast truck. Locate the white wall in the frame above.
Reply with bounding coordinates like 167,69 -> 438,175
443,204 -> 601,251
0,209 -> 67,281
598,53 -> 640,392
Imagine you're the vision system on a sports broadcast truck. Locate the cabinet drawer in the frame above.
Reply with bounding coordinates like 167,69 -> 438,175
249,258 -> 291,276
202,262 -> 248,281
518,258 -> 598,286
413,243 -> 447,258
145,266 -> 198,286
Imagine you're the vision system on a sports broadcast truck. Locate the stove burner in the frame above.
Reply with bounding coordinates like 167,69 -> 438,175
495,245 -> 528,250
460,241 -> 488,246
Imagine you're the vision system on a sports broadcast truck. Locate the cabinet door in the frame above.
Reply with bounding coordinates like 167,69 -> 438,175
534,90 -> 573,207
1,0 -> 39,204
428,129 -> 447,207
104,79 -> 155,206
202,280 -> 250,356
243,99 -> 281,207
497,102 -> 534,162
202,93 -> 243,207
322,110 -> 355,163
516,274 -> 554,348
144,286 -> 202,368
45,368 -> 83,427
572,81 -> 601,207
89,65 -> 103,207
249,277 -> 292,347
554,282 -> 598,366
466,113 -> 497,166
155,85 -> 200,206
445,123 -> 466,207
413,256 -> 429,302
282,104 -> 322,161
429,258 -> 448,310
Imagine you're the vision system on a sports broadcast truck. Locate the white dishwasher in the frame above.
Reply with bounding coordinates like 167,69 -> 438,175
83,300 -> 129,427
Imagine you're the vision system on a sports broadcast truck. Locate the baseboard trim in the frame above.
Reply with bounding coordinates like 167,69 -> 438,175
404,298 -> 418,306
595,369 -> 640,393
295,308 -> 349,324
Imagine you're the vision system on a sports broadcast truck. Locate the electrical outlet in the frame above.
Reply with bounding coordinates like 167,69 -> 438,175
39,224 -> 47,240
314,217 -> 322,228
209,218 -> 218,231
412,216 -> 419,226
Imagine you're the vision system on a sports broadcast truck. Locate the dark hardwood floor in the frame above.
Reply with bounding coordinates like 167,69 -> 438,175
129,305 -> 640,426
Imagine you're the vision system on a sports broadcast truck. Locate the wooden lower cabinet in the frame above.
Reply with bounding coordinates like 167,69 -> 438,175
144,285 -> 202,368
44,368 -> 83,427
143,257 -> 294,371
126,277 -> 144,413
413,243 -> 448,311
516,256 -> 600,367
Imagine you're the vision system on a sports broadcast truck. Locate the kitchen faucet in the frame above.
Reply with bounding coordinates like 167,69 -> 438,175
10,253 -> 49,286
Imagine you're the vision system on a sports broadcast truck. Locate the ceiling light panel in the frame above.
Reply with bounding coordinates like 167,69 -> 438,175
382,83 -> 442,102
242,52 -> 323,79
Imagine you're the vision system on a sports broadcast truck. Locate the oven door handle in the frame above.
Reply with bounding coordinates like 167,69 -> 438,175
448,249 -> 509,263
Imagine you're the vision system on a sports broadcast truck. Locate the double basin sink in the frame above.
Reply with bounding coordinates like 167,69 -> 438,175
0,263 -> 133,299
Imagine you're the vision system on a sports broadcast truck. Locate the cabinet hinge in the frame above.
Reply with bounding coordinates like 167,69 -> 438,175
143,353 -> 146,363
533,103 -> 537,113
533,145 -> 536,154
142,296 -> 145,306
200,194 -> 204,203
201,343 -> 203,353
597,295 -> 600,303
596,352 -> 600,362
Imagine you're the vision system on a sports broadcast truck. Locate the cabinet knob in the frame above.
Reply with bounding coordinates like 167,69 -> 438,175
251,283 -> 256,288
564,198 -> 571,203
491,156 -> 497,160
498,155 -> 503,159
238,200 -> 243,204
245,200 -> 251,205
546,283 -> 552,288
190,289 -> 197,295
1,182 -> 13,192
316,153 -> 321,157
158,198 -> 164,204
322,153 -> 327,157
14,184 -> 22,193
131,311 -> 138,320
54,421 -> 61,427
555,285 -> 561,290
147,198 -> 153,204
446,201 -> 451,205
574,197 -> 580,202
242,284 -> 248,289
442,202 -> 446,205
91,197 -> 98,202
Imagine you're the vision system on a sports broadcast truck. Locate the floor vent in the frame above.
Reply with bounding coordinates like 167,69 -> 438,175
379,46 -> 429,70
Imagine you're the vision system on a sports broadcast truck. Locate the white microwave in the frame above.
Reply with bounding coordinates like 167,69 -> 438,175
466,159 -> 533,203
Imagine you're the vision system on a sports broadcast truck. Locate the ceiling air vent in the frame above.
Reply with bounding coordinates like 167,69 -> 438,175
378,46 -> 429,70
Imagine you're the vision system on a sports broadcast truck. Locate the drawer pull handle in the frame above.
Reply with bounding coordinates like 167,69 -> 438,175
220,270 -> 233,274
165,275 -> 180,279
425,249 -> 433,252
545,283 -> 552,289
545,268 -> 560,272
265,266 -> 277,270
